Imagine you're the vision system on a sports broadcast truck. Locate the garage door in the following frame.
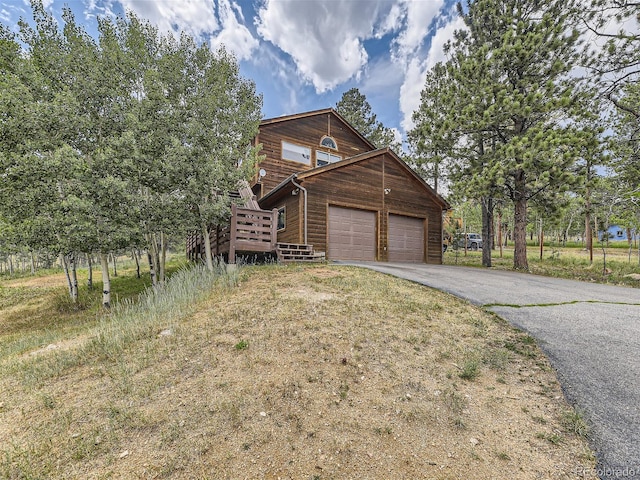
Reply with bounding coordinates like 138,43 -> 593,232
328,206 -> 376,261
388,214 -> 425,262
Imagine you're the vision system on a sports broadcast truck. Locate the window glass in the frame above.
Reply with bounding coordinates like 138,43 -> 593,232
282,141 -> 311,165
277,207 -> 286,231
316,150 -> 341,167
320,136 -> 338,150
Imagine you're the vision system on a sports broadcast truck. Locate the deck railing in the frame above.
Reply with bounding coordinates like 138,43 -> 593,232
186,204 -> 278,263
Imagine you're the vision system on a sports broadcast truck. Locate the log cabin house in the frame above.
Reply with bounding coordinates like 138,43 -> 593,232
187,108 -> 450,263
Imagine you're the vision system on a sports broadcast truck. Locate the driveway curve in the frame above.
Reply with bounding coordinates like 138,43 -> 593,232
341,262 -> 640,479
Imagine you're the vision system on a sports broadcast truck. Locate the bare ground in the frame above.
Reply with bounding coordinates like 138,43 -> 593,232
0,265 -> 597,479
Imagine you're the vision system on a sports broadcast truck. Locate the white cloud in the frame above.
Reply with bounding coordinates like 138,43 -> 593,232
424,14 -> 465,70
93,0 -> 258,62
399,56 -> 427,132
211,0 -> 258,61
375,2 -> 403,38
117,0 -> 219,39
393,0 -> 444,60
398,15 -> 465,132
256,0 -> 392,93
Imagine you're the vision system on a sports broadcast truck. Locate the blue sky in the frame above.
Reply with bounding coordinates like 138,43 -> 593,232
1,0 -> 464,140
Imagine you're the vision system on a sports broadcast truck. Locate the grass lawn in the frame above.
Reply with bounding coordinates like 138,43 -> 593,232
0,262 -> 597,479
445,243 -> 640,288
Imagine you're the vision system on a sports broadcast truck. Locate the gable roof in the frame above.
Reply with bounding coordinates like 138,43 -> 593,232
260,108 -> 376,151
258,147 -> 451,210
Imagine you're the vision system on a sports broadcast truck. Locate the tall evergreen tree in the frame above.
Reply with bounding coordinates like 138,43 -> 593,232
583,0 -> 640,118
408,63 -> 457,194
336,88 -> 400,151
412,0 -> 585,270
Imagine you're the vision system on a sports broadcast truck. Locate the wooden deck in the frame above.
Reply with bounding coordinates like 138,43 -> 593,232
186,204 -> 327,264
187,204 -> 278,264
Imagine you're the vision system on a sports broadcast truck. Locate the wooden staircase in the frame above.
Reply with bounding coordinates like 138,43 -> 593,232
232,179 -> 260,210
276,243 -> 325,263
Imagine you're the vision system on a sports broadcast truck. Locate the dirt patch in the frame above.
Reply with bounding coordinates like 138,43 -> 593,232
0,265 -> 597,479
3,273 -> 68,289
25,336 -> 89,358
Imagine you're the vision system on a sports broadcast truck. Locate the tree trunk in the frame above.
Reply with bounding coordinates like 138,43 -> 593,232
585,193 -> 593,264
497,211 -> 503,258
202,223 -> 214,271
513,170 -> 529,271
564,214 -> 573,247
111,253 -> 118,277
100,253 -> 111,309
159,231 -> 166,283
87,254 -> 93,289
147,250 -> 157,287
539,219 -> 544,261
69,254 -> 78,303
146,233 -> 159,287
132,249 -> 141,279
8,255 -> 13,277
30,251 -> 36,275
61,253 -> 73,298
481,197 -> 493,267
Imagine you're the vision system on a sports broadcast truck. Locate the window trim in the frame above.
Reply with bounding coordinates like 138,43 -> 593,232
316,150 -> 342,167
320,135 -> 338,150
281,140 -> 311,165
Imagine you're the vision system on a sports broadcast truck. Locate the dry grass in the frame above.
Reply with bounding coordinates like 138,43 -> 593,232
446,245 -> 640,287
0,264 -> 597,479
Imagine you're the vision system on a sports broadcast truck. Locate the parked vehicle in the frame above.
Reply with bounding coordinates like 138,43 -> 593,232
453,233 -> 483,250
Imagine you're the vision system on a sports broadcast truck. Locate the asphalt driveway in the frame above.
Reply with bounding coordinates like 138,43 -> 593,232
341,262 -> 640,479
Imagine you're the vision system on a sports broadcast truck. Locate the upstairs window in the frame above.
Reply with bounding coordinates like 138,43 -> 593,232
320,136 -> 337,150
316,150 -> 342,167
282,141 -> 311,165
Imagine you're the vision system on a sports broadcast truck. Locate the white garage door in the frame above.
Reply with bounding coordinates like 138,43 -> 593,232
328,206 -> 376,261
388,214 -> 425,263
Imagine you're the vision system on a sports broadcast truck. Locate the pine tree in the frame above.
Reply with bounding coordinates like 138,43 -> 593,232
411,0 -> 586,270
336,88 -> 399,151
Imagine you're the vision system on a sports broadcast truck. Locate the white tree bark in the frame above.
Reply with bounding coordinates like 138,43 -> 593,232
159,231 -> 166,283
69,254 -> 78,303
100,253 -> 111,309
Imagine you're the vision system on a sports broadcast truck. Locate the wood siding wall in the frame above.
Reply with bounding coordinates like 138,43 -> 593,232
299,153 -> 443,264
254,113 -> 372,194
272,192 -> 302,245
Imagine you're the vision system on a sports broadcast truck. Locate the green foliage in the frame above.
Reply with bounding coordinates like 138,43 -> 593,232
234,340 -> 249,351
562,408 -> 590,438
0,1 -> 262,290
336,88 -> 400,151
584,0 -> 640,117
458,358 -> 481,380
410,0 -> 591,271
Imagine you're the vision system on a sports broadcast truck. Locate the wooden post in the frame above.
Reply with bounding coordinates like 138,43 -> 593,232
229,203 -> 237,264
498,212 -> 503,258
539,218 -> 543,260
271,208 -> 278,251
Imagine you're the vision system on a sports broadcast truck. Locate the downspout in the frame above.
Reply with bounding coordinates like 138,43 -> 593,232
291,175 -> 307,244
